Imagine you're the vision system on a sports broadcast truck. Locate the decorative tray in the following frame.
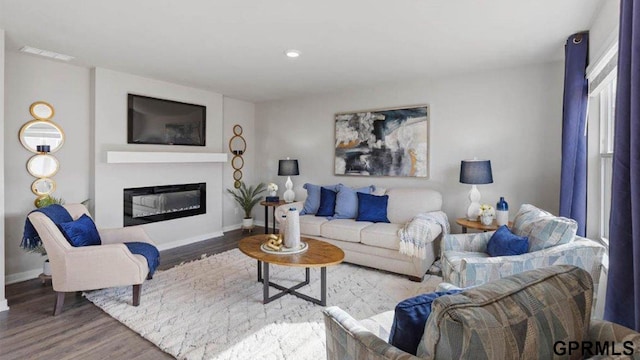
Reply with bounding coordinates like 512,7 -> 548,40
260,241 -> 308,255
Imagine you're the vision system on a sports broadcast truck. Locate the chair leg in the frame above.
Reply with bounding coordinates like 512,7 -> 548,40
53,292 -> 65,316
146,273 -> 153,280
132,284 -> 141,306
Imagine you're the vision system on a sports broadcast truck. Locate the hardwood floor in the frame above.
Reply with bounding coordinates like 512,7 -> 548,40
0,227 -> 260,359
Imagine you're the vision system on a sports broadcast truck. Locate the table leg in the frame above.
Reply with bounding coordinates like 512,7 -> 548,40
257,260 -> 262,282
305,267 -> 310,283
263,261 -> 269,304
264,205 -> 268,234
321,267 -> 327,306
462,226 -> 468,234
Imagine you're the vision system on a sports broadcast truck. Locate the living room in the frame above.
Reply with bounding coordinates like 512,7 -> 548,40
0,0 -> 633,359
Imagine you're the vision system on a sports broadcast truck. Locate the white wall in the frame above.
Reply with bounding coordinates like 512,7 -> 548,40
4,51 -> 91,283
255,62 -> 565,229
0,29 -> 8,311
92,68 -> 226,250
222,97 -> 257,230
589,0 -> 621,65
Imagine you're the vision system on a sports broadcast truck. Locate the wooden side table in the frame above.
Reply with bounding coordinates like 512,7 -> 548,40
456,218 -> 513,233
260,200 -> 286,234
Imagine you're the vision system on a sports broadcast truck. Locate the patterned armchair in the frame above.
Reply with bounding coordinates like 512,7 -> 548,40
441,204 -> 606,291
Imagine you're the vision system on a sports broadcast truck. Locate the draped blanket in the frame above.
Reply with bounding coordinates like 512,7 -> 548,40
398,211 -> 450,259
124,242 -> 160,276
21,204 -> 73,250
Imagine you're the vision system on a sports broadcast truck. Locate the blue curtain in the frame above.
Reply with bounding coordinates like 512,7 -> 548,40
559,32 -> 589,237
605,0 -> 640,331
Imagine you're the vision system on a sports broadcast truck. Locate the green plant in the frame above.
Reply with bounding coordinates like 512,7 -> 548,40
35,195 -> 65,209
226,182 -> 267,218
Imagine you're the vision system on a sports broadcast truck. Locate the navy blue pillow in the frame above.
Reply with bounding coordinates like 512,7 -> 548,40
57,214 -> 102,247
356,192 -> 389,223
487,225 -> 529,257
389,289 -> 463,355
316,187 -> 337,217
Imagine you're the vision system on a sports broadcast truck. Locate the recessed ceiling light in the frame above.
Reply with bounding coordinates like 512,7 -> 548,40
284,49 -> 301,58
20,46 -> 74,62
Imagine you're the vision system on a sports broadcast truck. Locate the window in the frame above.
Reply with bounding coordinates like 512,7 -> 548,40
598,78 -> 616,245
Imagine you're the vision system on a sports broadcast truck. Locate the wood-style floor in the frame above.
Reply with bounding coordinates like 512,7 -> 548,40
0,227 -> 259,360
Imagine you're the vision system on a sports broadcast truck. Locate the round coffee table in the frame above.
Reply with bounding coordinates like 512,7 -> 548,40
239,235 -> 345,306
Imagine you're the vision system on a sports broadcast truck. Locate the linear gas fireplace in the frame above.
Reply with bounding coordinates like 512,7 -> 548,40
124,183 -> 206,226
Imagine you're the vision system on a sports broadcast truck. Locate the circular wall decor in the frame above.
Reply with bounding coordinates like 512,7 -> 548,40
19,119 -> 65,153
29,101 -> 55,120
32,178 -> 56,196
27,154 -> 60,178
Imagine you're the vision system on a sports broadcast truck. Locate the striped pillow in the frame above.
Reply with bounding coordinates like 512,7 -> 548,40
512,204 -> 577,252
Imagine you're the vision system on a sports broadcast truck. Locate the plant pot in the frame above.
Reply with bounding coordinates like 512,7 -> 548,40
480,215 -> 493,226
242,218 -> 254,229
43,259 -> 52,276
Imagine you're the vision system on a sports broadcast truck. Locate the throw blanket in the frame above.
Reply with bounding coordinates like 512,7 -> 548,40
398,211 -> 450,259
21,204 -> 73,250
124,242 -> 160,276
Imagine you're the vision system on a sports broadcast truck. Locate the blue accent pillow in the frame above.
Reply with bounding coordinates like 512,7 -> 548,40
316,187 -> 338,217
300,183 -> 339,215
331,184 -> 375,219
57,214 -> 102,247
487,225 -> 529,257
356,192 -> 390,223
389,289 -> 463,355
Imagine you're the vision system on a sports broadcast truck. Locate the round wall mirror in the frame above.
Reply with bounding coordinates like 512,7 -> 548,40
233,124 -> 243,136
233,169 -> 243,181
29,101 -> 55,120
31,178 -> 56,195
19,120 -> 65,153
229,136 -> 246,154
27,154 -> 59,178
231,155 -> 244,170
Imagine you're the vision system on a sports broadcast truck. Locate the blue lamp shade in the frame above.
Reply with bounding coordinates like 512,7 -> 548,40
278,159 -> 300,176
460,160 -> 493,184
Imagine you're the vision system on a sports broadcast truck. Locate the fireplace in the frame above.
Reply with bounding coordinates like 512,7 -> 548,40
124,183 -> 206,226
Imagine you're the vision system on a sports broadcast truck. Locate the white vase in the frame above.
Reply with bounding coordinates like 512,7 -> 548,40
242,218 -> 254,229
480,215 -> 493,226
43,259 -> 52,276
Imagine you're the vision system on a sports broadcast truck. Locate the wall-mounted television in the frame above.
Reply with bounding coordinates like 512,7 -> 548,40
127,94 -> 206,146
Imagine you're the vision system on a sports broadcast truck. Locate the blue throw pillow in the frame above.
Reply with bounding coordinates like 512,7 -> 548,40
389,289 -> 463,355
356,192 -> 390,223
316,187 -> 338,217
487,225 -> 529,257
332,184 -> 375,219
57,214 -> 102,247
300,183 -> 339,215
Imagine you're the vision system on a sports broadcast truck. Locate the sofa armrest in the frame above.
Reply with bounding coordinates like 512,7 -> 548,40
323,306 -> 420,360
589,319 -> 640,355
454,239 -> 605,287
98,226 -> 155,246
442,232 -> 494,253
274,201 -> 304,225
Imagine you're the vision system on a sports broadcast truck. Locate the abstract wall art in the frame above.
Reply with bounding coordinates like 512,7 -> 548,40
335,105 -> 429,177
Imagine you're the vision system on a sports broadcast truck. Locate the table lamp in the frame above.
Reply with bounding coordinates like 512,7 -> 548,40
278,158 -> 299,203
459,159 -> 493,221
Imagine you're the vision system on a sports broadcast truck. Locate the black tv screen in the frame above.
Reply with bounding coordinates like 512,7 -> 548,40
128,94 -> 206,146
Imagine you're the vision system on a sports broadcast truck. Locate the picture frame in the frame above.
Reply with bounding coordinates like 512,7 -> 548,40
334,105 -> 429,178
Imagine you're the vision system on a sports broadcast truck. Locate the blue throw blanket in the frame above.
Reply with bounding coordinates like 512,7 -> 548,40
21,204 -> 73,250
124,242 -> 160,276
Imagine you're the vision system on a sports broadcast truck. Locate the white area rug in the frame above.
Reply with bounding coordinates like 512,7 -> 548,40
85,248 -> 441,360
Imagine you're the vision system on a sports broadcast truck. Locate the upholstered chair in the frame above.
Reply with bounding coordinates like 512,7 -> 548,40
28,204 -> 155,315
441,204 -> 606,292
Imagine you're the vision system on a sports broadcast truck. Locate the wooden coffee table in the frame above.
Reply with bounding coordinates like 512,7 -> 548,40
239,235 -> 345,306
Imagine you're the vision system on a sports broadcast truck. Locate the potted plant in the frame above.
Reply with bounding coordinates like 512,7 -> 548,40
227,182 -> 267,229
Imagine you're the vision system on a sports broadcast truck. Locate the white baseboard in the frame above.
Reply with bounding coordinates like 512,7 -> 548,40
6,268 -> 42,285
222,220 -> 267,233
0,299 -> 8,312
155,231 -> 225,251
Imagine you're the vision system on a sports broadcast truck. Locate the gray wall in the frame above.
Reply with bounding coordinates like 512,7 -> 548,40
0,29 -> 8,310
255,62 -> 565,229
4,51 -> 91,282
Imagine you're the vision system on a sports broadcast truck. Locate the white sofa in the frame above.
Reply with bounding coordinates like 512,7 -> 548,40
275,188 -> 444,281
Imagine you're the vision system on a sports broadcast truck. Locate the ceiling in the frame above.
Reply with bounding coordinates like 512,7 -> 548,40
0,0 -> 604,102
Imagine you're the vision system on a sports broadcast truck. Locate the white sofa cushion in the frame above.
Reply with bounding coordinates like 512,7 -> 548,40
386,188 -> 442,224
321,219 -> 372,243
361,223 -> 403,250
299,215 -> 328,236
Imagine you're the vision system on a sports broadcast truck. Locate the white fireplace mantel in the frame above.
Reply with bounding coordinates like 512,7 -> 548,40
106,151 -> 228,164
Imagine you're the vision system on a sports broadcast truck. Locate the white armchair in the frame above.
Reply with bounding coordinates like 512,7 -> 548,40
28,204 -> 156,315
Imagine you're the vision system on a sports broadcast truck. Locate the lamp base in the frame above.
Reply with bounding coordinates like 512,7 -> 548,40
283,176 -> 295,203
466,185 -> 481,221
